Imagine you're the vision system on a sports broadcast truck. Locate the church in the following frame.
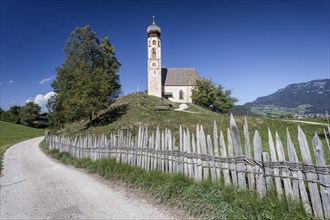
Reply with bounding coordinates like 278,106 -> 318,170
147,17 -> 200,103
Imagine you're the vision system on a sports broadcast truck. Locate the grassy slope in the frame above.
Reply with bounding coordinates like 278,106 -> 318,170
46,94 -> 327,219
0,121 -> 45,174
58,93 -> 329,163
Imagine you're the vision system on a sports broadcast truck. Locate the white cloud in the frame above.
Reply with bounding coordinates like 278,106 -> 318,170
39,76 -> 55,84
8,80 -> 14,84
26,92 -> 56,110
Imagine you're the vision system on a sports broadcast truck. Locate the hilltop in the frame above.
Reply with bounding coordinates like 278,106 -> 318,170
58,94 -> 328,156
60,93 -> 228,137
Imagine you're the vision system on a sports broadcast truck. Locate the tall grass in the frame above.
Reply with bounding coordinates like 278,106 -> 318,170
0,121 -> 44,174
41,141 -> 315,220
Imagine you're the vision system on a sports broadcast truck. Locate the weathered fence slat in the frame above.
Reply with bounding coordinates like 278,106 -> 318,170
287,128 -> 310,210
298,125 -> 324,218
213,121 -> 221,182
195,125 -> 202,180
244,117 -> 254,191
207,135 -> 217,182
227,128 -> 237,186
262,152 -> 272,189
253,130 -> 266,197
313,134 -> 330,218
168,129 -> 173,174
191,133 -> 199,180
268,128 -> 282,198
183,130 -> 188,176
219,130 -> 231,186
200,126 -> 209,180
230,114 -> 246,189
187,129 -> 194,179
275,131 -> 293,199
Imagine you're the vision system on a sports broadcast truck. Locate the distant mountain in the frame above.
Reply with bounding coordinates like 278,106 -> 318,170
245,79 -> 330,114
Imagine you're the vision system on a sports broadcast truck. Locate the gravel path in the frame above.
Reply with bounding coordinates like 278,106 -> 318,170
0,137 -> 177,219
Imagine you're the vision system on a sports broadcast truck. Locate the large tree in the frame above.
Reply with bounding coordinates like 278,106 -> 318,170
192,78 -> 238,113
20,102 -> 41,127
49,25 -> 121,125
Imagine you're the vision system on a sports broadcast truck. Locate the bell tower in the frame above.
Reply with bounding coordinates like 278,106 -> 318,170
147,16 -> 162,98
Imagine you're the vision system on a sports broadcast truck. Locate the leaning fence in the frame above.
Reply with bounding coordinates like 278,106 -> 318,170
45,115 -> 330,219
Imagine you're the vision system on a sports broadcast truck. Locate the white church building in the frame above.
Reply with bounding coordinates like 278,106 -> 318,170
147,17 -> 200,103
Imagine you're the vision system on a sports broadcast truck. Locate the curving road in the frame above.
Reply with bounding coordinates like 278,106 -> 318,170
0,137 -> 176,219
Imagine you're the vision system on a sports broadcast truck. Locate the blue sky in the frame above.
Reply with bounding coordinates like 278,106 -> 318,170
1,0 -> 329,111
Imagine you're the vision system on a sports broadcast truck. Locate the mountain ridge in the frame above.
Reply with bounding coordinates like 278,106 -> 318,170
245,79 -> 330,114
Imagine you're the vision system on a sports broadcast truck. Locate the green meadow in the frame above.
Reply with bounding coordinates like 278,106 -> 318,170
0,121 -> 45,174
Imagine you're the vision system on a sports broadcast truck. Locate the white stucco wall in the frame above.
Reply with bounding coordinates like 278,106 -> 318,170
163,85 -> 194,103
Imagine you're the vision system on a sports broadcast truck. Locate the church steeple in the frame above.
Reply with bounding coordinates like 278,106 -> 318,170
147,16 -> 161,37
147,16 -> 162,98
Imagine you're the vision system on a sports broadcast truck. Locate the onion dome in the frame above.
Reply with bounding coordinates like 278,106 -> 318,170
147,16 -> 161,37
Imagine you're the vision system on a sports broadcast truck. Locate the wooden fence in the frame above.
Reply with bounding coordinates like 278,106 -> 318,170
45,115 -> 330,219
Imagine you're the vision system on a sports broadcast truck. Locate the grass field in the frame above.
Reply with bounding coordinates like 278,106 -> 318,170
0,121 -> 45,174
55,93 -> 330,164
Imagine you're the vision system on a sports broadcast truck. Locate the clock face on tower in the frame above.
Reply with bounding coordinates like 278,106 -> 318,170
150,61 -> 159,69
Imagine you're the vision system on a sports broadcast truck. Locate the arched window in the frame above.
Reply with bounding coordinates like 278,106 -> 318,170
152,49 -> 157,58
148,40 -> 151,47
158,40 -> 160,46
179,90 -> 184,100
152,40 -> 156,45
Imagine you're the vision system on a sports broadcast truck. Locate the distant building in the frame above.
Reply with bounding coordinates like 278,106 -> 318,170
147,17 -> 199,103
36,112 -> 48,123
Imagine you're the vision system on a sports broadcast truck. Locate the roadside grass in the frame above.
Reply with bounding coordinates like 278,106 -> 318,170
0,121 -> 45,174
40,141 -> 314,220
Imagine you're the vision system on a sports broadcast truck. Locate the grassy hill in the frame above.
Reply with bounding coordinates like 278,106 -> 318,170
0,121 -> 45,174
57,94 -> 329,163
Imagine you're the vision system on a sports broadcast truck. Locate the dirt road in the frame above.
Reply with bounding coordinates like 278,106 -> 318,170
0,137 -> 176,219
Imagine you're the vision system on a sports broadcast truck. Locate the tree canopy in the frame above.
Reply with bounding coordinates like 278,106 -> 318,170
20,102 -> 41,127
1,105 -> 21,124
1,103 -> 43,127
191,78 -> 237,113
49,25 -> 121,126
